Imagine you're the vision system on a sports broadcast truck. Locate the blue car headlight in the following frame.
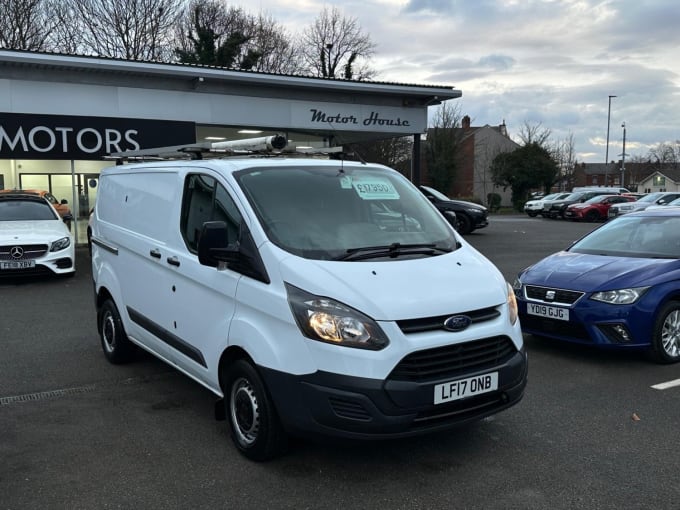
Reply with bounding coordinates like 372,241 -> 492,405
590,287 -> 649,305
512,277 -> 523,291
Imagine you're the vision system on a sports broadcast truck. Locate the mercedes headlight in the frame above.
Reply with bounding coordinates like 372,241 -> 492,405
50,237 -> 71,252
286,284 -> 389,350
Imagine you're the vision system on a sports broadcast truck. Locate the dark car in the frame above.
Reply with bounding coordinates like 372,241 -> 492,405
514,208 -> 680,363
419,185 -> 488,235
544,190 -> 618,219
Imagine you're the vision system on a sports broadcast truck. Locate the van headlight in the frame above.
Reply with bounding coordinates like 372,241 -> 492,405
507,282 -> 519,325
286,283 -> 389,350
50,237 -> 71,252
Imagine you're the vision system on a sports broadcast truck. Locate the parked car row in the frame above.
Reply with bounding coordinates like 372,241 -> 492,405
608,191 -> 680,218
543,190 -> 625,219
523,192 -> 571,217
563,194 -> 637,221
525,189 -> 680,223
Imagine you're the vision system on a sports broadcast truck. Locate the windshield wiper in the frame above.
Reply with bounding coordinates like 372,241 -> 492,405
333,242 -> 452,261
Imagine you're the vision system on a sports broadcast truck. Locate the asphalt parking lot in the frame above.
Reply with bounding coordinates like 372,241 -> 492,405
2,215 -> 680,510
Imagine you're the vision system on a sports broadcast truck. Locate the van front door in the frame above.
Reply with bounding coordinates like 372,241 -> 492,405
161,173 -> 244,391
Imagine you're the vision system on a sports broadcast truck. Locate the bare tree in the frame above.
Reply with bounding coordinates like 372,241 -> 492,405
425,101 -> 464,193
648,141 -> 680,167
49,1 -> 85,54
551,132 -> 576,191
67,0 -> 181,60
517,120 -> 552,147
0,0 -> 59,50
247,13 -> 303,74
347,136 -> 413,176
299,6 -> 376,79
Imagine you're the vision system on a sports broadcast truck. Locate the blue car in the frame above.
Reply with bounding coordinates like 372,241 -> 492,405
513,208 -> 680,363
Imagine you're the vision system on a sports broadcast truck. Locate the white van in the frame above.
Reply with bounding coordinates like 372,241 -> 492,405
91,156 -> 527,460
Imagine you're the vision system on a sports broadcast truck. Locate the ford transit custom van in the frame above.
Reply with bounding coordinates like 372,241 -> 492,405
91,156 -> 527,460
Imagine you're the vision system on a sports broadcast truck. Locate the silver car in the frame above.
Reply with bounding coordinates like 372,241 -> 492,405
609,192 -> 680,218
524,192 -> 570,217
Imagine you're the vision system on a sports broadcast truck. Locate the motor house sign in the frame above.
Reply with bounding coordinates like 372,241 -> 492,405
293,103 -> 425,133
0,113 -> 195,160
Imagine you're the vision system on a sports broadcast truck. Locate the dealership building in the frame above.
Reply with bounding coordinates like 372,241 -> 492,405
0,49 -> 461,243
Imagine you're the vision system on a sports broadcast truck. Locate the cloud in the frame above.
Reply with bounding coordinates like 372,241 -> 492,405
231,0 -> 680,162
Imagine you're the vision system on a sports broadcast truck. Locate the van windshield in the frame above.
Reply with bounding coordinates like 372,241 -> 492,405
236,165 -> 457,260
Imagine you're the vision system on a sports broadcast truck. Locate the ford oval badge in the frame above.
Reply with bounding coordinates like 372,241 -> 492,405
443,315 -> 472,332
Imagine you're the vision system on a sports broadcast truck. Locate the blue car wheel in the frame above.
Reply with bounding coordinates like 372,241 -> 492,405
650,301 -> 680,363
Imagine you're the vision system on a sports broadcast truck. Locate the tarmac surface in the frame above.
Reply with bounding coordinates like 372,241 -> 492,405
2,215 -> 679,509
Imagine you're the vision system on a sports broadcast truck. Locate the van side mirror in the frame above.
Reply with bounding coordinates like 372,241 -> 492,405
61,199 -> 68,204
197,221 -> 238,267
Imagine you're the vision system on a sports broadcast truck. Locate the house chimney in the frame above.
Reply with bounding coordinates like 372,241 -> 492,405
499,119 -> 507,137
462,115 -> 471,129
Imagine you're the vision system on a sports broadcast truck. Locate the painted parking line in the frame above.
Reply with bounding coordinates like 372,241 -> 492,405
651,378 -> 680,390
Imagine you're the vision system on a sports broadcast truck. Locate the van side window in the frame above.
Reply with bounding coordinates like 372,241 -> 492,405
181,174 -> 242,253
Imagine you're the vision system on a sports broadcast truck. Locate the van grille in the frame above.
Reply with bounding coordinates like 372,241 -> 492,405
388,336 -> 516,382
397,306 -> 500,334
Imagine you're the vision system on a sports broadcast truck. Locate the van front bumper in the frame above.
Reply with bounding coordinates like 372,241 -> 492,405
259,349 -> 527,440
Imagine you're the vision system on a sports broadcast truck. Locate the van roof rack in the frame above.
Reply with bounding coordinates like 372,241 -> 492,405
105,135 -> 345,163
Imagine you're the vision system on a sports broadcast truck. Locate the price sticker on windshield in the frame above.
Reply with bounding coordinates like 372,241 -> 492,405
353,178 -> 400,200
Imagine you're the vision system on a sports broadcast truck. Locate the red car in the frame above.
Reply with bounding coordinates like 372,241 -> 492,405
564,194 -> 637,222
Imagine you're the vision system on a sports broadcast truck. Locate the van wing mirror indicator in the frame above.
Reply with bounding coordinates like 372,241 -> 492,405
197,221 -> 238,267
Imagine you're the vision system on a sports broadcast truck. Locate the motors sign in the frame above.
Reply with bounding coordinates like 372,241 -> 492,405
0,113 -> 196,160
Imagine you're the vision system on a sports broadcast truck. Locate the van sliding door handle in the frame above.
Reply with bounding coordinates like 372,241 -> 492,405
167,256 -> 180,267
150,249 -> 161,259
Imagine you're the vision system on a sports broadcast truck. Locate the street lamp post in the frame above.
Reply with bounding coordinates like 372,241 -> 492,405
621,122 -> 627,187
605,95 -> 616,184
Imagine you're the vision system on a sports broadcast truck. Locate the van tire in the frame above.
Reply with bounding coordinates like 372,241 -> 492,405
224,359 -> 287,461
99,299 -> 135,364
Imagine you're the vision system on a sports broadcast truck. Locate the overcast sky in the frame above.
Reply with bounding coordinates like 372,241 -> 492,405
239,0 -> 678,163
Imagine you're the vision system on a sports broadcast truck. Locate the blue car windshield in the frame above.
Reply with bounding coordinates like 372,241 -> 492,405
570,215 -> 680,259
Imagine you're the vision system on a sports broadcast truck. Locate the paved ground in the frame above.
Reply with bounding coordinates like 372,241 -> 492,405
1,215 -> 679,510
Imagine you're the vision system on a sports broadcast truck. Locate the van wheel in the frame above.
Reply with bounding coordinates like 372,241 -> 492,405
224,359 -> 287,461
99,299 -> 135,364
649,301 -> 680,363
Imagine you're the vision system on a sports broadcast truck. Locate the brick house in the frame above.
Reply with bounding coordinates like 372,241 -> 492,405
421,115 -> 520,207
572,162 -> 680,192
